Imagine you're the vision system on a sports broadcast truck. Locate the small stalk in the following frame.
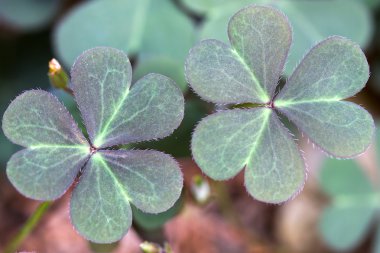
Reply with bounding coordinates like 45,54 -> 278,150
4,201 -> 52,253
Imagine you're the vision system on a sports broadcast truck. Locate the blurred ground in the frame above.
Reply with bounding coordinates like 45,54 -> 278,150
0,154 -> 376,253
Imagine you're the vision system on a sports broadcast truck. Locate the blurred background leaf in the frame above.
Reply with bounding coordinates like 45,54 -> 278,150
318,126 -> 380,252
54,0 -> 195,92
0,0 -> 61,31
133,56 -> 188,93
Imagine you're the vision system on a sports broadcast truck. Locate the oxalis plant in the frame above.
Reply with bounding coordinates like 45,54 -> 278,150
2,47 -> 184,243
1,3 -> 376,247
186,5 -> 375,203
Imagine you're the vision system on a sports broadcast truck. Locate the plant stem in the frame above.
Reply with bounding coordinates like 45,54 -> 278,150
63,86 -> 74,96
4,201 -> 52,253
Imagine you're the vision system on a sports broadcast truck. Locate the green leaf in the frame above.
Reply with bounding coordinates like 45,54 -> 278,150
196,0 -> 373,75
71,150 -> 183,243
363,0 -> 380,9
2,90 -> 88,148
278,101 -> 374,158
0,0 -> 60,30
192,108 -> 304,203
244,110 -> 305,203
319,158 -> 378,251
320,205 -> 376,251
70,153 -> 132,244
181,0 -> 231,14
7,147 -> 88,200
71,47 -> 184,148
54,0 -> 195,67
320,159 -> 374,196
185,39 -> 269,104
228,5 -> 291,98
275,37 -> 374,157
134,56 -> 188,92
276,0 -> 373,75
2,90 -> 89,200
186,5 -> 292,104
276,36 -> 369,103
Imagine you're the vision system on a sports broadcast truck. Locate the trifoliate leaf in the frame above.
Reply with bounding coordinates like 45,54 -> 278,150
71,150 -> 183,243
186,5 -> 374,203
3,47 -> 185,243
71,47 -> 184,148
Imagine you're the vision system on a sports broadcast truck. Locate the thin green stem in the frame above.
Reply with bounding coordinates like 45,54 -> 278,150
4,201 -> 52,253
63,86 -> 74,96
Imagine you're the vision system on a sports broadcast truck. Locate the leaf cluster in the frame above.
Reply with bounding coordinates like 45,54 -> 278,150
2,47 -> 184,243
186,5 -> 374,203
1,3 -> 376,244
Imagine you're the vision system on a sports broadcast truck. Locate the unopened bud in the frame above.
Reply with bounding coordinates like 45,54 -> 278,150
140,241 -> 174,253
140,241 -> 160,253
48,58 -> 69,89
